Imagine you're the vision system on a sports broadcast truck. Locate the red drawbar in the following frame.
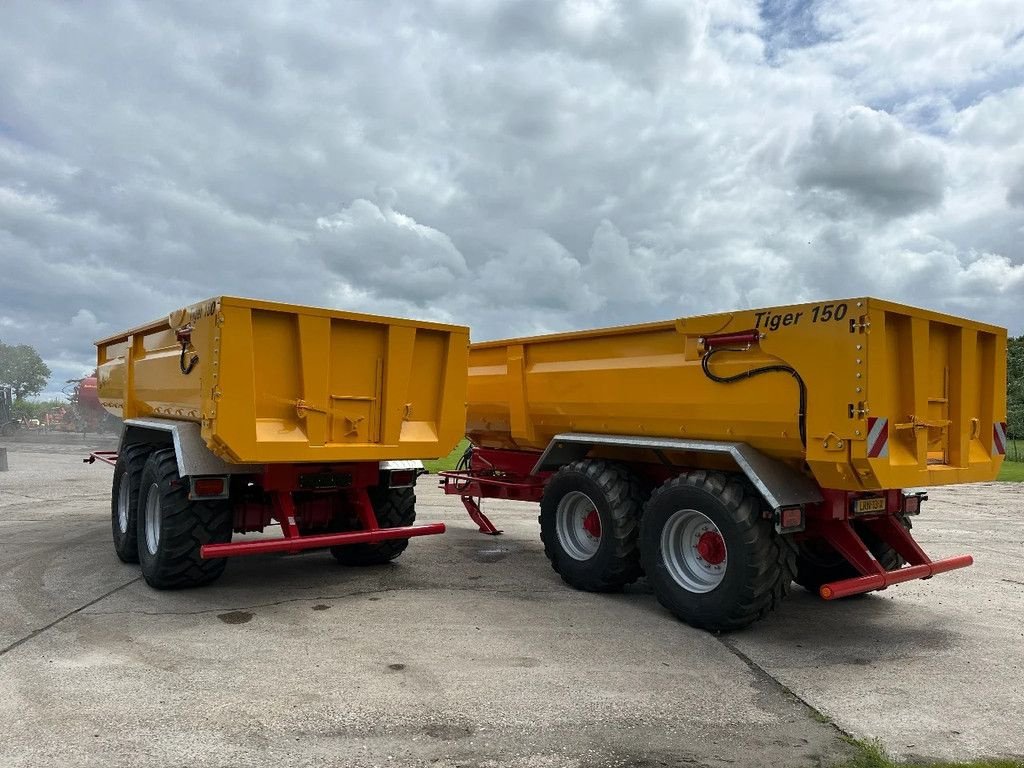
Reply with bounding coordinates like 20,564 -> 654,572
440,447 -> 549,535
85,450 -> 119,467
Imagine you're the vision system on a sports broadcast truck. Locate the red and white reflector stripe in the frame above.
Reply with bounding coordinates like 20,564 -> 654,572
993,421 -> 1008,455
867,417 -> 889,458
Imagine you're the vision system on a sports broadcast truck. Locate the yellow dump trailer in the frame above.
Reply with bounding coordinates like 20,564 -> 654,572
97,295 -> 468,463
443,298 -> 1008,630
92,296 -> 468,590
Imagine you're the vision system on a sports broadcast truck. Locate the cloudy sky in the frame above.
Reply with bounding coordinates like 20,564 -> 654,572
1,0 -> 1023,397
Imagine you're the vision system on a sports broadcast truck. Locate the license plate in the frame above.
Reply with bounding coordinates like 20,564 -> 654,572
298,472 -> 352,490
853,497 -> 886,515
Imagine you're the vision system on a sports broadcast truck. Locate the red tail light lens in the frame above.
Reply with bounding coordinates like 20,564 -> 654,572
902,493 -> 924,515
388,470 -> 417,488
781,507 -> 803,529
192,478 -> 226,497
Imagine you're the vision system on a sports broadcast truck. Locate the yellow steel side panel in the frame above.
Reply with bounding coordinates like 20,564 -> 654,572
96,296 -> 469,464
467,298 -> 1007,491
97,323 -> 205,421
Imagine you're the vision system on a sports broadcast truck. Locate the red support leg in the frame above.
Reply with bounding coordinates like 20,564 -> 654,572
347,487 -> 380,531
860,515 -> 930,566
275,492 -> 300,540
816,520 -> 886,578
462,496 -> 502,535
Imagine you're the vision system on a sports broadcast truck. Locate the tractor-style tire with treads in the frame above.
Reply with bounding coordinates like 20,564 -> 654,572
640,470 -> 795,632
137,448 -> 232,589
331,487 -> 416,566
111,443 -> 152,563
794,517 -> 909,596
539,460 -> 643,593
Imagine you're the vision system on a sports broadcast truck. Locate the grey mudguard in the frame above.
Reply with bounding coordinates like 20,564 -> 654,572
532,432 -> 823,511
120,417 -> 260,477
120,418 -> 423,479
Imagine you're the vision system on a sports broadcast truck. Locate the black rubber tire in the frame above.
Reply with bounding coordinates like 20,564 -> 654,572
539,460 -> 643,593
639,470 -> 795,632
331,487 -> 415,566
110,443 -> 152,563
136,448 -> 232,589
794,517 -> 910,596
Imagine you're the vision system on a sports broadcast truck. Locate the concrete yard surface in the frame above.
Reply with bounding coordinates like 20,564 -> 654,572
0,441 -> 1022,767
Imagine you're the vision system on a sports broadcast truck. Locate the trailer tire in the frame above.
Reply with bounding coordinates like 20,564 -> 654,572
794,518 -> 909,596
111,443 -> 152,563
639,470 -> 795,632
331,487 -> 416,566
137,448 -> 232,589
539,460 -> 643,592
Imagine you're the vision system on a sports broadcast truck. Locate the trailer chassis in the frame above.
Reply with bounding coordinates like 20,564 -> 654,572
89,418 -> 445,561
441,437 -> 972,601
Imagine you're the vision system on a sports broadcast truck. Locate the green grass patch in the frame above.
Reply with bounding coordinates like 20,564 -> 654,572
998,458 -> 1024,482
1001,438 -> 1024,463
422,438 -> 470,474
834,736 -> 1022,768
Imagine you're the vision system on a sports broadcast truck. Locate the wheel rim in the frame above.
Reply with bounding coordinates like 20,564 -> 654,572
555,491 -> 602,561
144,483 -> 161,555
116,477 -> 131,534
660,508 -> 727,593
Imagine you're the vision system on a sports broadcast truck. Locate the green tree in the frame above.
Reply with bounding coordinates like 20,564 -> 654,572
1008,335 -> 1023,454
0,341 -> 51,400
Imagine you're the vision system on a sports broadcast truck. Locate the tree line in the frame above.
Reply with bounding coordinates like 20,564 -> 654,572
1008,336 -> 1024,458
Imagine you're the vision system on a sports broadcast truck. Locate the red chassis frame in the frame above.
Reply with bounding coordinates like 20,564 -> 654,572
88,452 -> 445,558
440,446 -> 972,600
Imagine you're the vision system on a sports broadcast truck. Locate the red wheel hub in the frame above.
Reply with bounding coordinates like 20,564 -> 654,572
582,509 -> 602,538
696,530 -> 726,565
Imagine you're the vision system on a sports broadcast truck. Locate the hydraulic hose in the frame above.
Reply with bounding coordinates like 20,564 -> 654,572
700,346 -> 808,448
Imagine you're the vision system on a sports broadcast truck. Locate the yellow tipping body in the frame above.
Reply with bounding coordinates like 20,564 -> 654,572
97,297 -> 469,464
467,298 -> 1007,491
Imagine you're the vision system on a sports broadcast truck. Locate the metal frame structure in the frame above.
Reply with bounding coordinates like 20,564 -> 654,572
441,435 -> 973,600
90,420 -> 443,560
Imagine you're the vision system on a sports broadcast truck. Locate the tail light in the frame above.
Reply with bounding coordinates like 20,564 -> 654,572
387,469 -> 418,489
775,506 -> 805,533
902,491 -> 927,516
190,476 -> 229,499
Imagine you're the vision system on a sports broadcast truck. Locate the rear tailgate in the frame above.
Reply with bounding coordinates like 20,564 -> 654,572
857,299 -> 1007,487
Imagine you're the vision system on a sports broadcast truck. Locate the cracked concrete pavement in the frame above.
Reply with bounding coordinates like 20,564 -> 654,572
0,440 -> 1021,767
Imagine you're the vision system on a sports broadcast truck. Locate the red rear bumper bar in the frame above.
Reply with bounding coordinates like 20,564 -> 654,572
813,507 -> 974,600
201,523 -> 446,559
820,554 -> 974,600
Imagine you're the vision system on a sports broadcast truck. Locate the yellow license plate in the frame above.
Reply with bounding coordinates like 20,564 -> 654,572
853,497 -> 886,515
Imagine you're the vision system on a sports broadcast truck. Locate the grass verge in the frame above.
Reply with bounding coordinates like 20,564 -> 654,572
835,737 -> 1022,768
997,459 -> 1024,482
422,437 -> 469,474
